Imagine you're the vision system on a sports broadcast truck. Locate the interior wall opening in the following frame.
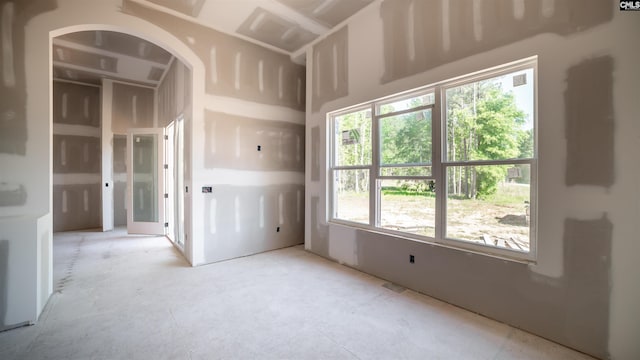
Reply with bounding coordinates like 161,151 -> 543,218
51,29 -> 191,251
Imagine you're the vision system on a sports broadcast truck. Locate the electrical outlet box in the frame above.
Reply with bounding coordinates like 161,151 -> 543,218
409,255 -> 415,263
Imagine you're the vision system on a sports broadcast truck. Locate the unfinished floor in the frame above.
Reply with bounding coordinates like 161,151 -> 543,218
0,229 -> 593,360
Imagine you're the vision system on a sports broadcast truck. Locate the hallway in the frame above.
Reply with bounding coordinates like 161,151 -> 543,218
0,230 -> 592,359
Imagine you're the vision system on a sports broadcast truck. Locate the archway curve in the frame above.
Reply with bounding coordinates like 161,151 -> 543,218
10,1 -> 209,324
47,21 -> 205,261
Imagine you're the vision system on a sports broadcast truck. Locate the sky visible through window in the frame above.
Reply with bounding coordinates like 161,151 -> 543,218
499,68 -> 534,129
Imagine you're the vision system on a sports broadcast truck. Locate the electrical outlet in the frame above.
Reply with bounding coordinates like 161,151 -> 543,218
257,145 -> 261,151
409,255 -> 415,263
276,226 -> 280,232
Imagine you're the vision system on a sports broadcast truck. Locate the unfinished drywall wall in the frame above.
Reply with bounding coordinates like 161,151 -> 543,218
0,0 -> 56,156
311,26 -> 348,112
147,0 -> 206,18
340,214 -> 611,357
565,56 -> 614,187
203,184 -> 304,262
204,111 -> 304,172
53,44 -> 119,73
380,0 -> 613,84
111,82 -> 154,133
306,1 -> 639,359
0,0 -> 56,214
0,215 -> 39,330
121,0 -> 306,264
59,30 -> 173,65
157,59 -> 191,128
4,0 -> 206,330
52,81 -> 102,232
122,0 -> 305,112
52,184 -> 102,231
237,7 -> 318,53
277,0 -> 374,28
52,81 -> 101,127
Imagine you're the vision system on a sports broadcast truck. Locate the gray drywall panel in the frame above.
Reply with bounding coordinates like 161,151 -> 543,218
52,135 -> 101,174
312,26 -> 348,112
310,196 -> 329,258
122,0 -> 305,111
0,216 -> 39,329
52,80 -> 102,231
53,81 -> 101,127
204,111 -> 305,172
147,66 -> 164,82
319,214 -> 612,359
237,7 -> 318,53
203,184 -> 304,263
157,59 -> 191,128
53,65 -> 155,87
379,0 -> 613,84
52,184 -> 102,232
276,0 -> 374,28
0,0 -> 57,155
562,216 -> 611,357
111,82 -> 154,134
157,60 -> 176,128
53,44 -> 118,73
58,30 -> 172,65
147,0 -> 205,17
113,135 -> 126,174
565,56 -> 614,187
0,183 -> 27,206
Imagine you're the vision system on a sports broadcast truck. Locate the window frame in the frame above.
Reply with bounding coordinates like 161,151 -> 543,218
328,57 -> 537,262
329,105 -> 374,226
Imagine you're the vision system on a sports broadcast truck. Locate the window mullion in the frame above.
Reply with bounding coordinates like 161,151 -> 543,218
370,103 -> 378,228
433,86 -> 445,242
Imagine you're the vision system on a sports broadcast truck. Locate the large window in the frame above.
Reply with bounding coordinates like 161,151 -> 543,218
329,58 -> 536,260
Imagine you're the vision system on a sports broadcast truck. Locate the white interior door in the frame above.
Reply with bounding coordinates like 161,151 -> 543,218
126,128 -> 165,235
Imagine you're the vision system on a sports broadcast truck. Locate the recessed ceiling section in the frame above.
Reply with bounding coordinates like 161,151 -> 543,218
53,31 -> 174,87
53,67 -> 106,86
147,67 -> 166,81
237,7 -> 318,52
147,0 -> 206,17
57,31 -> 173,65
53,45 -> 118,73
276,0 -> 374,28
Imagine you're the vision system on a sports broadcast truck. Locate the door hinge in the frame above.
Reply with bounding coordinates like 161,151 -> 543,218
164,135 -> 169,140
164,164 -> 168,169
164,193 -> 169,199
164,222 -> 169,228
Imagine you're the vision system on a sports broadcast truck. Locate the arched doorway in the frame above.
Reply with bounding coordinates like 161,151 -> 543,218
23,4 -> 205,325
44,21 -> 204,263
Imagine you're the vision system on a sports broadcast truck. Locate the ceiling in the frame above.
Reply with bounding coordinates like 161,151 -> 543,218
52,0 -> 373,87
144,0 -> 374,56
53,31 -> 174,87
